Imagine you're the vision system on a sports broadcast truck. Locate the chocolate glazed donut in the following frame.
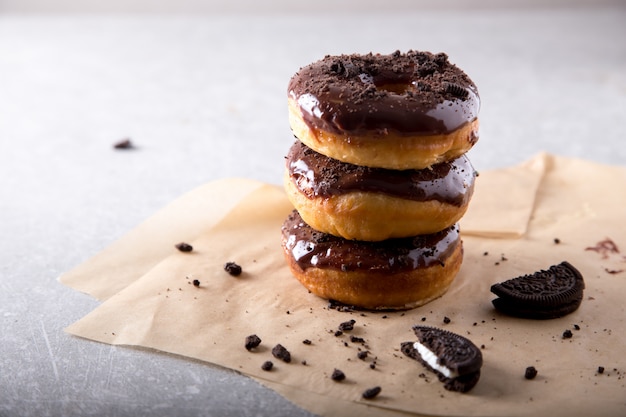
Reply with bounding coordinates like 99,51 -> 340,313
281,210 -> 464,310
287,51 -> 480,169
284,140 -> 477,240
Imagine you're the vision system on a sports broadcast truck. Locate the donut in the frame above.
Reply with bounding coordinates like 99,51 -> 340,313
288,50 -> 479,170
281,210 -> 463,310
284,140 -> 476,241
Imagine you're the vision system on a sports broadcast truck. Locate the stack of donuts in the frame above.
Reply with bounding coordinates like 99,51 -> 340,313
280,51 -> 480,310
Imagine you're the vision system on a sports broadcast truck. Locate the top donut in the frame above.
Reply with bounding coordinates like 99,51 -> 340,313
288,51 -> 480,170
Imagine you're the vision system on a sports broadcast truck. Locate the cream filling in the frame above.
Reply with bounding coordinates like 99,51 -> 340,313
414,341 -> 459,379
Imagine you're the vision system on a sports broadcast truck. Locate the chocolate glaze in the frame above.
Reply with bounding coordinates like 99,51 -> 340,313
286,141 -> 476,206
288,51 -> 479,136
282,210 -> 460,273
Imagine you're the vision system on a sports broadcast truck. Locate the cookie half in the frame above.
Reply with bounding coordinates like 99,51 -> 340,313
401,326 -> 482,392
490,261 -> 585,319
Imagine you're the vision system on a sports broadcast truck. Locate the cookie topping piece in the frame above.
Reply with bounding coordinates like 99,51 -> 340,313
490,261 -> 585,319
401,326 -> 482,392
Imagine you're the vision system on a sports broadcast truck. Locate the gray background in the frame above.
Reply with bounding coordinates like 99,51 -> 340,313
1,2 -> 625,416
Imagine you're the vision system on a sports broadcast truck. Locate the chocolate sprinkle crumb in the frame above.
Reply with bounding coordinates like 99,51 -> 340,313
598,366 -> 605,374
525,366 -> 538,379
443,316 -> 451,324
272,344 -> 291,363
192,279 -> 200,287
563,329 -> 573,339
302,339 -> 312,345
362,386 -> 382,399
331,369 -> 346,381
245,334 -> 262,351
175,242 -> 193,252
261,361 -> 273,371
224,262 -> 242,276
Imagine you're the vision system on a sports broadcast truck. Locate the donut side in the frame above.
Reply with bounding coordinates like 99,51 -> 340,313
283,141 -> 476,240
289,98 -> 479,170
281,211 -> 464,310
284,173 -> 470,241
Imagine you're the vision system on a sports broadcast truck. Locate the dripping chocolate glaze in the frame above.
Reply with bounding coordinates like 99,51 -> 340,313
288,50 -> 480,135
282,210 -> 460,273
286,141 -> 476,206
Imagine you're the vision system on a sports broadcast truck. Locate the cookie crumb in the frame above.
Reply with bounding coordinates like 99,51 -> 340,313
338,320 -> 356,332
224,262 -> 242,276
175,242 -> 193,252
302,339 -> 312,345
562,329 -> 573,339
362,386 -> 382,399
271,344 -> 291,363
598,366 -> 605,374
113,138 -> 133,149
244,334 -> 261,351
443,316 -> 451,324
554,238 -> 561,244
261,361 -> 273,371
357,351 -> 368,360
192,279 -> 200,287
331,369 -> 346,381
525,366 -> 538,380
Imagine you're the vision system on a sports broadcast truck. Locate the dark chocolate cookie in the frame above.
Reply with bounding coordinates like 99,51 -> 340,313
490,261 -> 584,319
401,326 -> 482,393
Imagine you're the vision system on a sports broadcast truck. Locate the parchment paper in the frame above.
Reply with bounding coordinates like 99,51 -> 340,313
60,154 -> 626,417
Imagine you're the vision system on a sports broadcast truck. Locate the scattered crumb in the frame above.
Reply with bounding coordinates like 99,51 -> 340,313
272,344 -> 291,363
113,138 -> 133,149
362,386 -> 382,399
525,366 -> 538,380
224,262 -> 242,276
175,242 -> 193,252
331,369 -> 346,381
245,334 -> 261,351
261,361 -> 273,371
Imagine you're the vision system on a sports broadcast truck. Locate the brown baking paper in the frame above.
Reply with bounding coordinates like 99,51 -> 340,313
61,154 -> 626,417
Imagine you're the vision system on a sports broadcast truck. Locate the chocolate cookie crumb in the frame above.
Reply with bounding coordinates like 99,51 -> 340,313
175,242 -> 193,252
573,324 -> 580,331
334,330 -> 343,337
525,366 -> 538,379
357,351 -> 368,360
351,336 -> 365,344
302,339 -> 312,345
224,262 -> 242,276
113,138 -> 133,149
554,238 -> 561,244
261,361 -> 273,371
245,334 -> 262,351
338,320 -> 356,331
272,344 -> 291,363
443,316 -> 451,324
331,368 -> 346,381
362,386 -> 382,399
192,279 -> 200,287
369,363 -> 376,369
563,329 -> 573,339
598,366 -> 605,374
